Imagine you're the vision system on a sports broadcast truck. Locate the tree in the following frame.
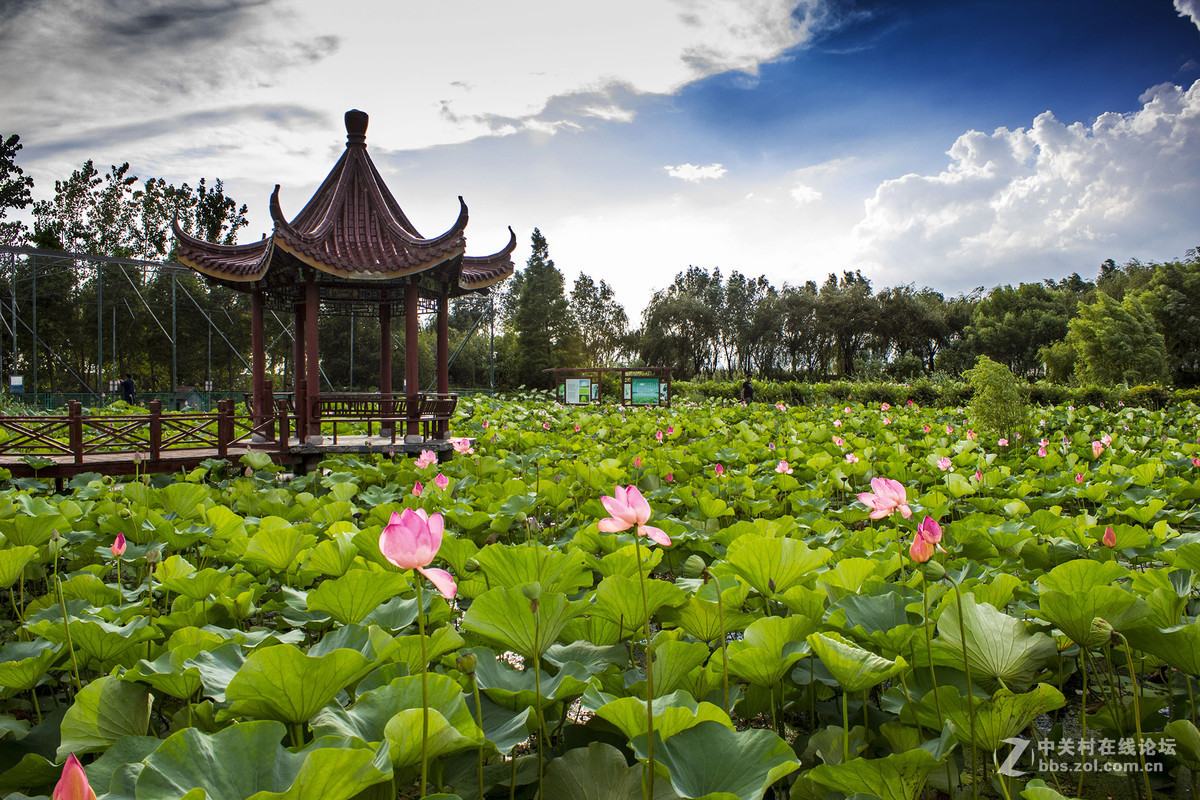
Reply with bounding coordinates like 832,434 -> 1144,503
512,229 -> 577,388
1067,292 -> 1168,386
1139,249 -> 1200,386
964,282 -> 1077,378
639,266 -> 722,379
0,134 -> 34,247
815,271 -> 877,377
570,273 -> 628,366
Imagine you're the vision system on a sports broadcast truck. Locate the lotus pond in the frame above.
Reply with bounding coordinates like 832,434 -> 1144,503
3,395 -> 1200,800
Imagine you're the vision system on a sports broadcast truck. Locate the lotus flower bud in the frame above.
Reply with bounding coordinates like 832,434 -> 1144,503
682,555 -> 706,579
522,582 -> 542,601
463,558 -> 481,573
457,653 -> 478,675
50,528 -> 61,541
145,549 -> 161,565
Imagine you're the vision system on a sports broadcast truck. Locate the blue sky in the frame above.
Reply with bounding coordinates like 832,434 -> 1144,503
2,0 -> 1198,317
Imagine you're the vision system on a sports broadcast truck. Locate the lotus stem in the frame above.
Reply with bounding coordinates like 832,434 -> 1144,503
949,579 -> 978,800
56,575 -> 82,692
1115,632 -> 1153,800
416,578 -> 429,798
711,570 -> 730,715
28,689 -> 41,724
1078,652 -> 1089,798
635,537 -> 656,800
533,612 -> 545,792
841,686 -> 850,758
470,673 -> 485,800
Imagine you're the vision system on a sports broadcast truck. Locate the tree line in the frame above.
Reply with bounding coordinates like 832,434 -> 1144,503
3,133 -> 1197,394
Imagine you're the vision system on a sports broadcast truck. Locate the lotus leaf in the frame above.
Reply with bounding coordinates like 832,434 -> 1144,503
592,574 -> 686,639
473,654 -> 592,711
932,593 -> 1056,690
1124,619 -> 1200,675
808,748 -> 943,800
726,535 -> 831,597
807,632 -> 907,693
541,742 -> 681,800
0,545 -> 37,588
462,585 -> 584,659
474,543 -> 592,594
727,616 -> 814,687
0,640 -> 59,692
593,689 -> 732,742
904,684 -> 1065,751
306,570 -> 409,625
57,675 -> 152,758
224,644 -> 371,723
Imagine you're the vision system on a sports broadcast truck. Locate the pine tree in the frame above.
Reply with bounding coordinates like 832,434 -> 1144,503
512,229 -> 577,388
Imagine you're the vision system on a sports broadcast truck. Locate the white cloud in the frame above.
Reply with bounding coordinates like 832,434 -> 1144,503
1176,0 -> 1200,30
790,183 -> 823,204
665,163 -> 729,182
851,80 -> 1200,289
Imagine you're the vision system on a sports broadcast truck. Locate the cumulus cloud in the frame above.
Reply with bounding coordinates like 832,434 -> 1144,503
851,80 -> 1200,289
665,163 -> 729,181
1176,0 -> 1200,30
790,183 -> 823,204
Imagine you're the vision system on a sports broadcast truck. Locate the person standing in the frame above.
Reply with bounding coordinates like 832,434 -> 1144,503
120,374 -> 135,404
741,375 -> 755,404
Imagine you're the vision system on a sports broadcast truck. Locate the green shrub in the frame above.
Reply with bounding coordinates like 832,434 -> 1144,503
1028,383 -> 1070,406
907,378 -> 940,407
965,356 -> 1028,439
1070,385 -> 1111,408
1123,384 -> 1173,410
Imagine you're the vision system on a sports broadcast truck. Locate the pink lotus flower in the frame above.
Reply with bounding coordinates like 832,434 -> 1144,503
450,437 -> 474,455
434,473 -> 449,491
655,430 -> 663,441
844,407 -> 851,414
907,399 -> 914,406
834,419 -> 842,427
1092,441 -> 1104,458
883,417 -> 891,425
1102,526 -> 1116,548
414,450 -> 437,469
412,481 -> 423,497
922,425 -> 931,433
714,463 -> 724,476
634,457 -> 642,468
542,422 -> 550,430
946,425 -> 954,434
53,754 -> 96,800
574,424 -> 581,432
665,472 -> 674,482
1101,433 -> 1112,445
1039,439 -> 1050,448
1075,473 -> 1084,484
667,427 -> 674,434
966,429 -> 977,440
880,403 -> 890,411
767,442 -> 775,450
846,453 -> 859,463
833,436 -> 844,447
378,509 -> 457,598
998,438 -> 1008,446
937,457 -> 952,471
909,516 -> 943,563
1038,447 -> 1047,457
1193,457 -> 1200,467
775,402 -> 787,411
775,461 -> 793,474
857,478 -> 912,519
110,533 -> 126,557
598,485 -> 670,546
974,470 -> 982,481
481,421 -> 489,429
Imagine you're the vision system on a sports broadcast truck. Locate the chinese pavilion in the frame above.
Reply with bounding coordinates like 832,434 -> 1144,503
173,109 -> 515,443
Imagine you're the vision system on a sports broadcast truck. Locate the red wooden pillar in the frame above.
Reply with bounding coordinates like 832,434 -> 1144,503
405,280 -> 420,439
437,287 -> 449,397
293,295 -> 306,441
251,285 -> 266,432
380,288 -> 392,431
305,269 -> 321,441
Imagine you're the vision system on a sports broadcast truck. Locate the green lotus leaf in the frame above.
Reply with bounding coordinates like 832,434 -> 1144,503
543,641 -> 629,673
0,511 -> 64,548
807,632 -> 907,694
1036,586 -> 1140,647
817,557 -> 889,603
727,536 -> 832,597
306,570 -> 410,625
80,734 -> 161,796
0,639 -> 60,691
224,643 -> 370,723
1036,559 -> 1128,594
0,545 -> 38,588
808,748 -> 942,800
123,644 -> 208,699
658,595 -> 759,644
1163,719 -> 1200,770
904,684 -> 1065,752
594,689 -> 732,743
302,532 -> 360,578
134,719 -> 391,800
474,543 -> 592,594
1124,619 -> 1200,675
157,560 -> 231,602
641,640 -> 713,697
1020,778 -> 1085,800
462,585 -> 585,659
392,625 -> 465,674
594,543 -> 665,579
156,482 -> 212,519
473,654 -> 593,712
591,574 -> 686,639
0,752 -> 61,797
58,573 -> 121,607
932,593 -> 1056,690
0,714 -> 30,740
383,707 -> 481,775
541,742 -> 681,800
185,641 -> 246,703
243,523 -> 316,574
29,615 -> 158,668
467,692 -> 534,756
727,616 -> 815,687
311,673 -> 483,755
829,590 -> 922,655
57,675 -> 152,759
631,720 -> 799,800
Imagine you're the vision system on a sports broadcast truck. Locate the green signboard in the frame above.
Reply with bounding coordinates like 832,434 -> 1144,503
630,377 -> 660,406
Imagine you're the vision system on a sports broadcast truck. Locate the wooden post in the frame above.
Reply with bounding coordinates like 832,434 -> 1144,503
305,270 -> 321,441
436,288 -> 450,439
277,399 -> 290,455
251,285 -> 266,431
217,400 -> 229,458
380,289 -> 392,435
405,281 -> 419,439
149,400 -> 162,461
264,380 -> 275,442
293,296 -> 306,442
69,401 -> 83,464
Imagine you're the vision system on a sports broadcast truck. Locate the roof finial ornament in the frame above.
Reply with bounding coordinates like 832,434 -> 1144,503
345,109 -> 368,148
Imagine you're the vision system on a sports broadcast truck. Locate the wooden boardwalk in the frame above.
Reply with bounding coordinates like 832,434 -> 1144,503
0,397 -> 459,483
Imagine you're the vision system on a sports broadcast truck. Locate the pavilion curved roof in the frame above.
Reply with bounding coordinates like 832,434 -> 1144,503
174,109 -> 515,298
